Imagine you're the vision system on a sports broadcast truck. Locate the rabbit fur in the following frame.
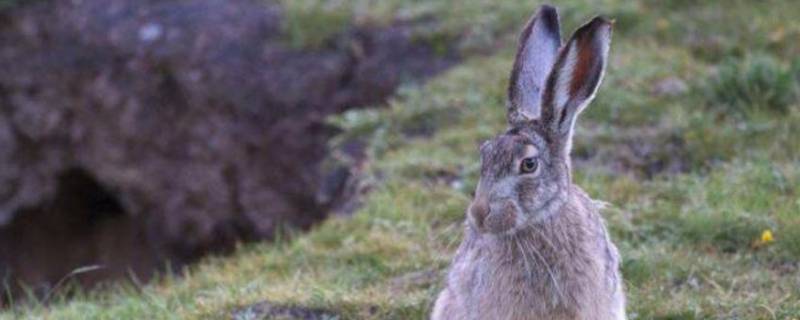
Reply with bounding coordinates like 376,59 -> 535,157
431,5 -> 626,320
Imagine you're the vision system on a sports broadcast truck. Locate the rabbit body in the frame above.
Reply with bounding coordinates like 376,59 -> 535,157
431,186 -> 625,320
432,5 -> 625,320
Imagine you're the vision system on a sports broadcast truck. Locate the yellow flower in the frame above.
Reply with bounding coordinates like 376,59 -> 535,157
760,230 -> 774,243
753,229 -> 775,248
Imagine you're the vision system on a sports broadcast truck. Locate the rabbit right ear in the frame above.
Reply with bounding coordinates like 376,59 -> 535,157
539,16 -> 612,156
507,5 -> 561,124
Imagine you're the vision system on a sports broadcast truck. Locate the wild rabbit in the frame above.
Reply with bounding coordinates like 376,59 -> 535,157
431,5 -> 625,320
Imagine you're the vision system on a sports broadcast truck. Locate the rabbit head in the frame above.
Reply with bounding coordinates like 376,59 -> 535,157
469,6 -> 612,235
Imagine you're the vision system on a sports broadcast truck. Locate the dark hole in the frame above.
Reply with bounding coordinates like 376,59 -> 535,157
0,168 -> 149,305
54,168 -> 126,224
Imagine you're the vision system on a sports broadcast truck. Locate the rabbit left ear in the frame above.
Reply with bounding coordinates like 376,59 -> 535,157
507,5 -> 561,124
540,16 -> 612,153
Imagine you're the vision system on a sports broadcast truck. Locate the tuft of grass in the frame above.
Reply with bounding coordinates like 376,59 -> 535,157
280,0 -> 354,49
707,54 -> 798,117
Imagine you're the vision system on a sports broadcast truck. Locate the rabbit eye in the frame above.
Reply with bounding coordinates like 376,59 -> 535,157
520,157 -> 538,174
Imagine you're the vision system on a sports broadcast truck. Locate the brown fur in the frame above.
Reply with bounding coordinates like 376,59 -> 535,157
432,187 -> 624,320
432,5 -> 624,320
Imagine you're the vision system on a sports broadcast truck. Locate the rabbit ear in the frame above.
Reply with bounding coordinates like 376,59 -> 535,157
507,5 -> 561,124
540,16 -> 612,154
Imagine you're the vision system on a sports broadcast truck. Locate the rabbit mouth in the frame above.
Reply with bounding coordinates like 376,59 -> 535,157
474,197 -> 564,236
484,211 -> 516,234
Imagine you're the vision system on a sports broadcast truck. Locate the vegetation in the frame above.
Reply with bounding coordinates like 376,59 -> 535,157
707,54 -> 798,117
3,0 -> 800,319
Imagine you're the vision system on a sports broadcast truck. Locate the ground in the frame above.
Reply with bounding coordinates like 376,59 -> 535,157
3,0 -> 800,319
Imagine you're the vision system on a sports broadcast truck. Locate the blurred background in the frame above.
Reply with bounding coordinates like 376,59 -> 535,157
0,0 -> 798,319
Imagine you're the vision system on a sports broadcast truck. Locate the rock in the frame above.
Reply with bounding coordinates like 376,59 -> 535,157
651,77 -> 689,96
0,0 -> 459,298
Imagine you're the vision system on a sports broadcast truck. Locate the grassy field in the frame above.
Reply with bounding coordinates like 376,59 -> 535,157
4,0 -> 800,319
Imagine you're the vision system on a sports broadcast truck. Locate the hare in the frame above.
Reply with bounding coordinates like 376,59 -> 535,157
431,5 -> 625,320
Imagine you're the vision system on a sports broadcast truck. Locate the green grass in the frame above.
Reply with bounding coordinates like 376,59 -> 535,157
707,54 -> 799,117
5,0 -> 800,319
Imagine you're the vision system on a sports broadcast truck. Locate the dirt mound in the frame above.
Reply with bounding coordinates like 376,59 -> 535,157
0,0 -> 459,300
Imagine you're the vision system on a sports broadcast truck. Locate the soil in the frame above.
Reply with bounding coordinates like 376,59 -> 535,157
0,0 -> 460,302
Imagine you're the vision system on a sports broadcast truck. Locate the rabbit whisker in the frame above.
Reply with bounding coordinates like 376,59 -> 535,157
522,237 -> 565,305
514,234 -> 534,282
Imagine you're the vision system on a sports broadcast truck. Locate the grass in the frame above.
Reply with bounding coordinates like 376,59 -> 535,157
707,54 -> 799,117
4,0 -> 800,319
